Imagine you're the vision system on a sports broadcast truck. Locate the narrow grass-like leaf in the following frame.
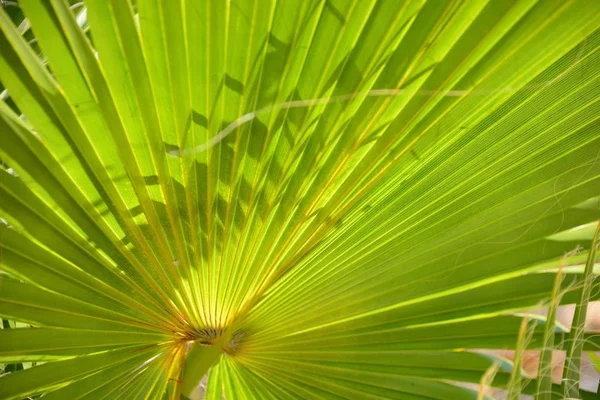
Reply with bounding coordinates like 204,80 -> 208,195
563,221 -> 600,399
508,317 -> 536,400
537,250 -> 573,400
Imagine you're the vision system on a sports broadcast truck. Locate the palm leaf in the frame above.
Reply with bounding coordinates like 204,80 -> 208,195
1,0 -> 600,398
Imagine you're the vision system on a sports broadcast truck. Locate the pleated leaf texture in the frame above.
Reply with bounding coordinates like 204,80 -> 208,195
1,0 -> 600,399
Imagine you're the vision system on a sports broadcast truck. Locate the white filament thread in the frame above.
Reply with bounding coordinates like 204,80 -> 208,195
167,88 -> 471,157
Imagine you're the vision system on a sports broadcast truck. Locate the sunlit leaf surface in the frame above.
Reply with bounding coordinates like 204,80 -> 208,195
1,0 -> 599,398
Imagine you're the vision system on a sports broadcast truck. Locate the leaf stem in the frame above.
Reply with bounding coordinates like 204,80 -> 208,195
181,328 -> 233,396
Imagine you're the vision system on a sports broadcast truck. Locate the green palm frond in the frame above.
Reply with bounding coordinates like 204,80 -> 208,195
1,0 -> 600,399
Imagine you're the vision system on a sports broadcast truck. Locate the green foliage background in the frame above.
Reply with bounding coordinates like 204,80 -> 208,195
0,0 -> 600,399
